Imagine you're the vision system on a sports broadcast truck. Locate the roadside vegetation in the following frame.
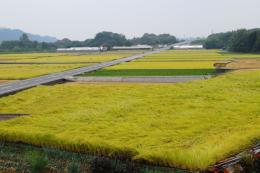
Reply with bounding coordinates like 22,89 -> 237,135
0,70 -> 259,170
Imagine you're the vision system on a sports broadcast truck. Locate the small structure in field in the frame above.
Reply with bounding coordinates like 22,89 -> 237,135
173,45 -> 203,49
57,46 -> 107,52
112,45 -> 153,50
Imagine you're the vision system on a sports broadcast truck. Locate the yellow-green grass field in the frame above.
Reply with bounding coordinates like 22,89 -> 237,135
0,52 -> 133,79
0,64 -> 88,80
0,70 -> 259,170
84,50 -> 260,76
0,53 -> 131,63
106,61 -> 215,69
82,61 -> 215,76
144,50 -> 260,59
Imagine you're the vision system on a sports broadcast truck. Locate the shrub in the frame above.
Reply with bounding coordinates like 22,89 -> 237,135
25,151 -> 48,173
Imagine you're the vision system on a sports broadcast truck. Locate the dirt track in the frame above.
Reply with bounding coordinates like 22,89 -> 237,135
0,114 -> 30,121
227,59 -> 260,69
0,80 -> 12,84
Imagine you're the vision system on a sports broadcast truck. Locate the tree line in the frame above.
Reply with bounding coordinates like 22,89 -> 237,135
204,28 -> 260,52
0,32 -> 178,52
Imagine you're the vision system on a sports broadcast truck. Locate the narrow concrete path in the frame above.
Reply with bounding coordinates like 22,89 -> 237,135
69,75 -> 212,83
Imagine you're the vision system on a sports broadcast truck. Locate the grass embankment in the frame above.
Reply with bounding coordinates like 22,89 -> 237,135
0,70 -> 260,170
83,50 -> 260,77
0,52 -> 132,80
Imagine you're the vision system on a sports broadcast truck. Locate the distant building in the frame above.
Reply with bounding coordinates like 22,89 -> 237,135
56,46 -> 107,52
173,45 -> 203,49
112,45 -> 153,50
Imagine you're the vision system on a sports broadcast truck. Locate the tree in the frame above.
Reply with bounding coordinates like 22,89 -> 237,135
204,28 -> 260,52
204,32 -> 232,49
20,33 -> 30,42
228,29 -> 251,52
0,33 -> 57,52
130,33 -> 177,45
252,31 -> 260,52
88,32 -> 130,47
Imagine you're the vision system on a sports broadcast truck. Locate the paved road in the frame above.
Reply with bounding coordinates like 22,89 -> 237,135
70,76 -> 212,83
0,50 -> 161,96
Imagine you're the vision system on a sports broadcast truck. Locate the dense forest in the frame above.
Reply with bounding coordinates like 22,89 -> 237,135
0,32 -> 178,52
204,28 -> 260,52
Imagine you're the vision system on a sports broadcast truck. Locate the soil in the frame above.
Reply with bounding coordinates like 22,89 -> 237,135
0,80 -> 12,84
227,59 -> 260,69
0,114 -> 30,121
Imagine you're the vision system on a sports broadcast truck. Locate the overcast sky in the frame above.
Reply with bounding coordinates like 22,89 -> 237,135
1,0 -> 260,40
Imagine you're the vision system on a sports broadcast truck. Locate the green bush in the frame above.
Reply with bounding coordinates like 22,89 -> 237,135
25,151 -> 48,173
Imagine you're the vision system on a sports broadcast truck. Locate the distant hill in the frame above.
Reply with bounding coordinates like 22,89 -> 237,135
0,28 -> 57,43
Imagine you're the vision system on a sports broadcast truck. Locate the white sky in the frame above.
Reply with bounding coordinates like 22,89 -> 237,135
1,0 -> 260,40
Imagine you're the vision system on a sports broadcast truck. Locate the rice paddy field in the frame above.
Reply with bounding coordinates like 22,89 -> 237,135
0,70 -> 259,170
84,50 -> 260,76
0,64 -> 88,80
0,52 -> 132,80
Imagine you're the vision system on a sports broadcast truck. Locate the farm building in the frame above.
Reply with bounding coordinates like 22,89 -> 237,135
173,45 -> 203,49
56,46 -> 107,52
112,45 -> 153,50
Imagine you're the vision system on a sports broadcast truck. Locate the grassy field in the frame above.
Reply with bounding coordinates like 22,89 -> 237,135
83,50 -> 260,77
0,64 -> 88,80
0,52 -> 136,62
85,61 -> 216,76
0,70 -> 259,170
0,52 -> 132,80
83,69 -> 215,76
8,54 -> 130,63
104,61 -> 215,69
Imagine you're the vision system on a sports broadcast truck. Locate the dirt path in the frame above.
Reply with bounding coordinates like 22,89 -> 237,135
0,80 -> 12,84
226,59 -> 260,69
0,114 -> 30,121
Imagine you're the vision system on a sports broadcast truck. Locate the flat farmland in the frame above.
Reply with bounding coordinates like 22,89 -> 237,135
3,54 -> 130,63
0,64 -> 88,80
0,70 -> 259,170
83,50 -> 260,77
0,52 -> 133,80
